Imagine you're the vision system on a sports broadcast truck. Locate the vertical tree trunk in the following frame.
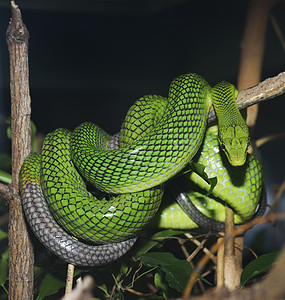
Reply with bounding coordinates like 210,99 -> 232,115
6,1 -> 34,299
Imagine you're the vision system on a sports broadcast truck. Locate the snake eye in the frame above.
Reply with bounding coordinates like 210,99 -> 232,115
220,143 -> 226,151
246,140 -> 250,149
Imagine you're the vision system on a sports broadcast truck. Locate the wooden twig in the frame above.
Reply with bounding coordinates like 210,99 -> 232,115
231,212 -> 285,238
185,234 -> 215,258
223,207 -> 241,290
65,264 -> 75,294
185,232 -> 212,263
6,1 -> 34,299
0,182 -> 10,200
216,236 -> 224,287
183,238 -> 223,298
61,276 -> 94,300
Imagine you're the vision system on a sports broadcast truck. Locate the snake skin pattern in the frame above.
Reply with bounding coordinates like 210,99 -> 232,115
19,73 -> 264,266
21,176 -> 137,266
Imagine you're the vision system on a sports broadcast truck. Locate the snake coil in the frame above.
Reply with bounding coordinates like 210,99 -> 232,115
19,73 -> 264,266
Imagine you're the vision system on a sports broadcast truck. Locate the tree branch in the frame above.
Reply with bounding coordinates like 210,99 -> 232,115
6,1 -> 34,299
0,182 -> 10,200
208,71 -> 285,122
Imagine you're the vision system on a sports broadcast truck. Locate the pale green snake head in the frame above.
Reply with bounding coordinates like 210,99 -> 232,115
211,81 -> 250,167
219,123 -> 250,166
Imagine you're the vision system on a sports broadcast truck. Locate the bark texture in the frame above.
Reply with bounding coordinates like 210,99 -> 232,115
6,1 -> 34,299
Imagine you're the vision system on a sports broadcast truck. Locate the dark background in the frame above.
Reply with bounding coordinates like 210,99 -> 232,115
0,0 -> 284,249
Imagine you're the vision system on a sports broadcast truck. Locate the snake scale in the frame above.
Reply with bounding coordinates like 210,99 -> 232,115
19,73 -> 264,266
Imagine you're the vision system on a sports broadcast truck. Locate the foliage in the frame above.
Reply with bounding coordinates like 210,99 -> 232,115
240,251 -> 280,287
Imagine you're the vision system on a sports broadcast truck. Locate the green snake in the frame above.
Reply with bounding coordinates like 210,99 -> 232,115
19,73 -> 264,266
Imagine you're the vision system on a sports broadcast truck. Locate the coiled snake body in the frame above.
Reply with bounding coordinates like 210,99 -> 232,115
19,73 -> 264,266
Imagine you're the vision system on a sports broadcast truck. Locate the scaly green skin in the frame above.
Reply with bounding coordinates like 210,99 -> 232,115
70,74 -> 212,194
19,73 -> 263,261
189,126 -> 262,222
40,129 -> 163,244
40,73 -> 212,243
158,126 -> 263,229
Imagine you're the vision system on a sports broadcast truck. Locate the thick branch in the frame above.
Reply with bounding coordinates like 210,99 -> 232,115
0,182 -> 10,200
6,1 -> 34,299
208,71 -> 285,122
223,208 -> 241,290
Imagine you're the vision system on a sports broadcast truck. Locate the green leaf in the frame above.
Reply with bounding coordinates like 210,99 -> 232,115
135,229 -> 186,256
154,271 -> 178,299
96,283 -> 109,296
140,252 -> 193,292
120,264 -> 131,276
0,249 -> 9,294
240,251 -> 280,287
154,272 -> 168,292
0,170 -> 11,184
34,266 -> 44,280
188,161 -> 217,195
140,251 -> 212,291
162,263 -> 191,292
31,120 -> 38,152
36,274 -> 65,300
74,268 -> 90,277
0,153 -> 11,171
0,229 -> 8,241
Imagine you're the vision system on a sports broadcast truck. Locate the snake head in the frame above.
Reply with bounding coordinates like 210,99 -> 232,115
211,80 -> 250,167
219,124 -> 250,166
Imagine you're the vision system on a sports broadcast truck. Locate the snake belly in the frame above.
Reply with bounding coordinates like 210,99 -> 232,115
19,153 -> 138,266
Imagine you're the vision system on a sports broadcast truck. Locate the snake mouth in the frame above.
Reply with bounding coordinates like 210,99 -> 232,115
219,140 -> 248,167
230,159 -> 246,167
219,144 -> 247,167
225,153 -> 247,167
